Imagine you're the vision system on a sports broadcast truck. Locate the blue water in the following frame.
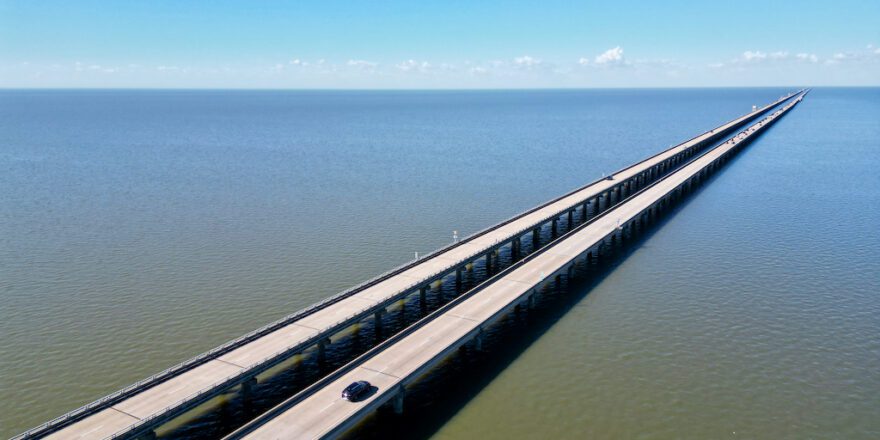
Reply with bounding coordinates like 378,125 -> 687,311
1,88 -> 878,438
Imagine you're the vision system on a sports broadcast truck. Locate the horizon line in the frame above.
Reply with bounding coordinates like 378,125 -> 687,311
5,85 -> 879,92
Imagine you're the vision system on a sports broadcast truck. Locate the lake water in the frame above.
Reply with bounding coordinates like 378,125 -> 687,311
1,88 -> 878,439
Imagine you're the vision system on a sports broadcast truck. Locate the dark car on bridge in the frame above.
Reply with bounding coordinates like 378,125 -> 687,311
342,380 -> 371,401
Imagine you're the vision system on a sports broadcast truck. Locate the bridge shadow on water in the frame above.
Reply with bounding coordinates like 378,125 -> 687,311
344,183 -> 717,440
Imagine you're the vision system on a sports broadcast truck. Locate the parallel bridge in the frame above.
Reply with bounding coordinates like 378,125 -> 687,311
226,91 -> 807,439
16,91 -> 803,440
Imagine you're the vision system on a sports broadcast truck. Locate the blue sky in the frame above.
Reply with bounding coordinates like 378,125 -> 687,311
1,0 -> 879,88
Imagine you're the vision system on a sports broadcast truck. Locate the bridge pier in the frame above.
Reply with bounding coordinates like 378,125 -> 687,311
567,209 -> 574,229
317,338 -> 331,364
532,227 -> 540,249
474,328 -> 484,351
551,218 -> 558,238
455,267 -> 463,290
419,287 -> 428,314
241,377 -> 257,401
485,252 -> 493,275
136,430 -> 157,440
393,387 -> 406,414
511,237 -> 521,260
374,310 -> 385,333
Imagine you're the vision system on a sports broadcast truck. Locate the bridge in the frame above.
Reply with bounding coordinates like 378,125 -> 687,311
16,90 -> 803,440
224,92 -> 807,439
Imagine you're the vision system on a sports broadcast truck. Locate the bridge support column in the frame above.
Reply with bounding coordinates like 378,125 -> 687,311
136,431 -> 157,440
532,227 -> 540,249
474,328 -> 484,352
485,252 -> 493,275
455,267 -> 463,290
393,388 -> 406,414
419,287 -> 428,314
567,209 -> 574,229
374,310 -> 385,333
582,202 -> 589,222
317,338 -> 331,364
551,218 -> 558,238
241,377 -> 257,401
511,238 -> 520,260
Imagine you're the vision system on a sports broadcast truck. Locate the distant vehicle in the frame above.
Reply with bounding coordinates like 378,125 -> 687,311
605,175 -> 614,180
342,381 -> 371,401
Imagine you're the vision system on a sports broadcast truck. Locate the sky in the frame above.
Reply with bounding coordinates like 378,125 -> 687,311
1,0 -> 879,88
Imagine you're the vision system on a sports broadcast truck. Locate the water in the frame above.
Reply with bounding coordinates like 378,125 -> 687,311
1,88 -> 877,439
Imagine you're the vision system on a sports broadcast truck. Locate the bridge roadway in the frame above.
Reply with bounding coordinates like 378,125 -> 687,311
227,93 -> 806,439
22,91 -> 801,440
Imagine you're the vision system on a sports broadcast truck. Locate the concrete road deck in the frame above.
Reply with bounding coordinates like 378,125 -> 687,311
230,94 -> 804,440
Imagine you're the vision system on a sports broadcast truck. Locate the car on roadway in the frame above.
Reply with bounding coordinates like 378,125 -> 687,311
342,380 -> 371,401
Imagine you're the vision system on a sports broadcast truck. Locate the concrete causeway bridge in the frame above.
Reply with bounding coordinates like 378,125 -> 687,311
225,92 -> 807,439
15,90 -> 805,440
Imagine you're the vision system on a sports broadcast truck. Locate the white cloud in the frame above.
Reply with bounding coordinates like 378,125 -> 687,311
468,66 -> 488,75
594,46 -> 624,65
578,57 -> 590,66
795,53 -> 819,63
396,59 -> 431,73
347,59 -> 378,70
513,55 -> 541,67
727,50 -> 797,66
741,50 -> 767,62
289,58 -> 302,66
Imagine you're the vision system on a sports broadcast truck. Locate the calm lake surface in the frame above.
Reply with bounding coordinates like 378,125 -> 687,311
1,88 -> 878,439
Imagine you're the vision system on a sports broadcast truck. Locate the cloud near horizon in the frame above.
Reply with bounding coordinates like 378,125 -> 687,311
3,44 -> 879,88
593,46 -> 626,65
